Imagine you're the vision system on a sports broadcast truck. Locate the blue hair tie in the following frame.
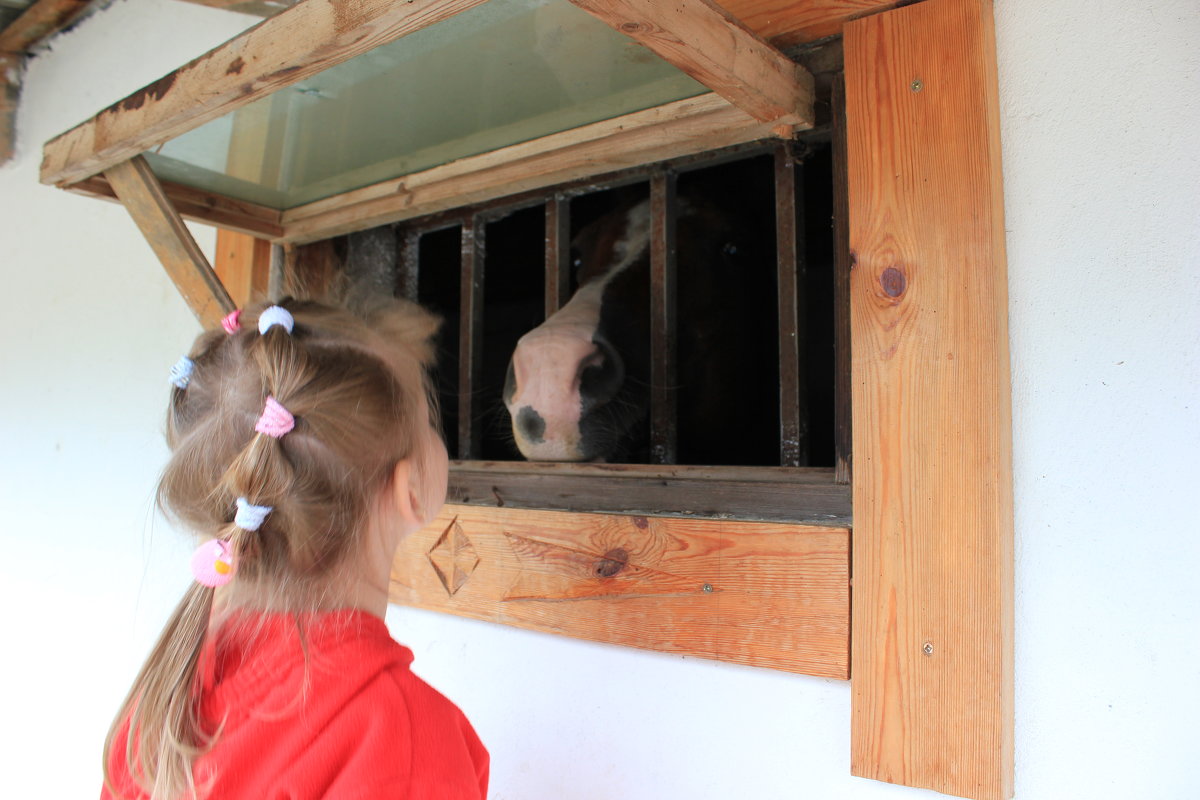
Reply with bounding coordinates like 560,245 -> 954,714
234,497 -> 273,531
169,356 -> 194,389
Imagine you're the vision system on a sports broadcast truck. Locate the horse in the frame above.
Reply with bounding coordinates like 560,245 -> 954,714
502,181 -> 781,465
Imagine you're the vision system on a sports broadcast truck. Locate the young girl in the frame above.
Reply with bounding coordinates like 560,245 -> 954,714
103,299 -> 488,799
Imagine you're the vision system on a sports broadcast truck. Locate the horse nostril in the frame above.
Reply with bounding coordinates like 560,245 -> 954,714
515,406 -> 546,444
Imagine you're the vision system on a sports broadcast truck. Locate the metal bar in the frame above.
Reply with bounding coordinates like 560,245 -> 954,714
399,228 -> 421,302
544,194 -> 571,317
775,142 -> 808,466
458,217 -> 485,460
831,73 -> 852,485
650,171 -> 679,465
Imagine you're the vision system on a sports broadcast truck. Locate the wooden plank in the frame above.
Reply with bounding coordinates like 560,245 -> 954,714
68,174 -> 283,238
449,461 -> 851,526
845,1 -> 1013,798
213,229 -> 271,308
391,504 -> 850,678
0,0 -> 90,53
41,0 -> 492,187
649,171 -> 678,464
543,194 -> 569,317
279,94 -> 785,244
105,156 -> 235,327
458,217 -> 484,460
719,0 -> 901,48
831,72 -> 852,485
567,0 -> 813,127
774,142 -> 806,467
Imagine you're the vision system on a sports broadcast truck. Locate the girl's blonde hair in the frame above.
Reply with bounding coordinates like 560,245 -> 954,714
103,298 -> 440,800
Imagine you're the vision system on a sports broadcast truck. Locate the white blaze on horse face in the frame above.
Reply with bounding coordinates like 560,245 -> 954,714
507,201 -> 652,461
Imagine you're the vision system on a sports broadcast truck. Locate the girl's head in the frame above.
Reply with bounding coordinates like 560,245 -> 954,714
106,297 -> 445,799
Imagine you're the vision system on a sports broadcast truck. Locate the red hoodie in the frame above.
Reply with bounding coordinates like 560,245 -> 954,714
103,610 -> 488,799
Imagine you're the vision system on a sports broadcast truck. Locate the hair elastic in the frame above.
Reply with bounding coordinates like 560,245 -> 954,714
234,497 -> 273,531
255,396 -> 295,438
169,356 -> 194,389
258,306 -> 295,335
191,539 -> 235,588
221,309 -> 242,334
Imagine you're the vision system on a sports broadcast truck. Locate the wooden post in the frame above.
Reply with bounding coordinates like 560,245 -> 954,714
774,142 -> 807,467
846,1 -> 1014,798
458,217 -> 485,460
105,156 -> 234,328
544,194 -> 570,318
649,171 -> 678,465
213,230 -> 271,308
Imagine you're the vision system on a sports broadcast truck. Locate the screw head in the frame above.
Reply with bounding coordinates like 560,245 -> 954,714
923,642 -> 934,655
911,79 -> 924,93
702,583 -> 714,593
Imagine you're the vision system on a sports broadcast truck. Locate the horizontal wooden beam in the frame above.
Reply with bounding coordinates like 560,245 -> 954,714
720,0 -> 902,49
41,0 -> 491,187
449,461 -> 851,525
568,0 -> 813,127
105,155 -> 235,327
391,504 -> 850,678
0,0 -> 91,53
68,173 -> 284,238
278,94 -> 784,244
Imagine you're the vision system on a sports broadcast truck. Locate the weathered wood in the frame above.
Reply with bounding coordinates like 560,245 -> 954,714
68,174 -> 283,238
649,171 -> 678,464
279,94 -> 785,244
543,194 -> 569,317
213,229 -> 271,308
846,1 -> 1013,798
774,142 -> 807,467
721,0 -> 901,48
0,0 -> 91,53
448,461 -> 851,526
41,0 -> 493,187
391,504 -> 850,678
567,0 -> 813,127
105,156 -> 234,327
831,72 -> 852,485
458,217 -> 485,460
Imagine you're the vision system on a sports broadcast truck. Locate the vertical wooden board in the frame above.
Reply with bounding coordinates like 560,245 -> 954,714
845,1 -> 1013,799
391,504 -> 850,678
214,229 -> 271,308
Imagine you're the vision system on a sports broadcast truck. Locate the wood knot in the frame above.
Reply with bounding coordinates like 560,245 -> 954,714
620,21 -> 642,33
880,266 -> 907,298
632,516 -> 649,529
594,548 -> 629,578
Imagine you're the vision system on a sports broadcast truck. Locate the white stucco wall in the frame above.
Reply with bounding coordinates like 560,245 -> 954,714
1,1 -> 1195,798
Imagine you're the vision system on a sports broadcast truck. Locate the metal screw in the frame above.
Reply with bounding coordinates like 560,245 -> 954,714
911,79 -> 923,93
702,583 -> 714,593
923,642 -> 934,655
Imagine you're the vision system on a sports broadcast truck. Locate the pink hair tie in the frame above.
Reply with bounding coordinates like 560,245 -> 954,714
191,539 -> 235,588
221,309 -> 242,334
255,396 -> 295,438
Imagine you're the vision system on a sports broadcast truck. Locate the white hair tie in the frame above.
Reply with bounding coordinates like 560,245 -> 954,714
234,497 -> 273,531
258,306 -> 295,335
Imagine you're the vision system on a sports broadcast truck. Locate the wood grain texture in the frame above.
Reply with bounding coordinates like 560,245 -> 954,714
67,173 -> 284,238
0,0 -> 91,53
719,0 -> 900,48
845,1 -> 1013,798
278,94 -> 785,244
213,229 -> 271,308
105,156 -> 234,327
41,0 -> 491,186
391,504 -> 850,677
568,0 -> 813,126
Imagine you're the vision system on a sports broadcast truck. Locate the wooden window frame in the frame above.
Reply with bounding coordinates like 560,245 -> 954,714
43,1 -> 1012,798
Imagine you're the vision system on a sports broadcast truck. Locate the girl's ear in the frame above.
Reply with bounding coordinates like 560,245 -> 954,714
389,458 -> 424,530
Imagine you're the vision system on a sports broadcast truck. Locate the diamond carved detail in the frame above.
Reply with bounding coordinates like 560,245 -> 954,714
427,517 -> 480,597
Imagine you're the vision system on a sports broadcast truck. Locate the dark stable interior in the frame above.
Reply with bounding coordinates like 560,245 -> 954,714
412,146 -> 835,467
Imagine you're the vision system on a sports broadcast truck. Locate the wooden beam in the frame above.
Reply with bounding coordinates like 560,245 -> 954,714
846,1 -> 1013,798
567,0 -> 813,128
279,94 -> 785,244
0,0 -> 91,53
391,504 -> 850,678
41,0 -> 492,187
213,229 -> 271,308
719,0 -> 902,49
105,156 -> 235,327
68,174 -> 284,238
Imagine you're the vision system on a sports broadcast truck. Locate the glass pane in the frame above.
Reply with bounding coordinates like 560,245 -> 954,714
144,0 -> 707,210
